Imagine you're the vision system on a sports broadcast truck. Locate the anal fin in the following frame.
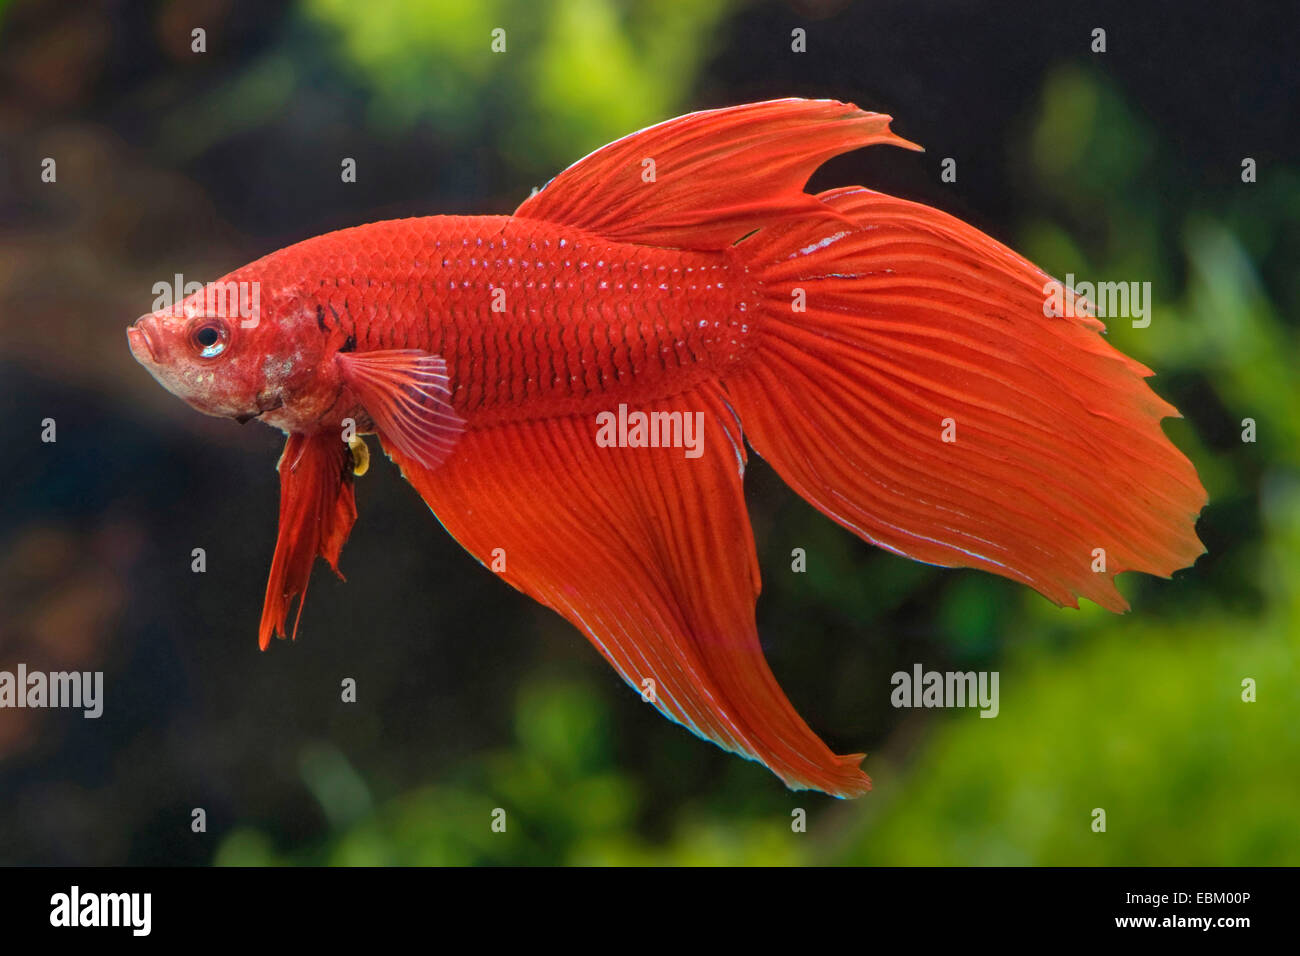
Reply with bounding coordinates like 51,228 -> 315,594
385,384 -> 871,797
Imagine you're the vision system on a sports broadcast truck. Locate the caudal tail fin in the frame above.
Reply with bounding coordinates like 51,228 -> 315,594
727,185 -> 1206,609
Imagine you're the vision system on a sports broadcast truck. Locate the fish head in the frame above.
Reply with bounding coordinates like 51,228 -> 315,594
127,275 -> 331,426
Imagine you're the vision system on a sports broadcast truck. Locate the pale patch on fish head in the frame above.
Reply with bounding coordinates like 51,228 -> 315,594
126,276 -> 328,427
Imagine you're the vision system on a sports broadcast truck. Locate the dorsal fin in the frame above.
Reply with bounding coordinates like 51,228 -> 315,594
514,98 -> 921,250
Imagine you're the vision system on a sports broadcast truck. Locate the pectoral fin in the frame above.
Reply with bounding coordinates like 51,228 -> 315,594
337,350 -> 465,471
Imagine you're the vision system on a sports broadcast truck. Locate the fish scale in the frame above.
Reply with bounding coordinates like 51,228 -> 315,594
241,215 -> 757,425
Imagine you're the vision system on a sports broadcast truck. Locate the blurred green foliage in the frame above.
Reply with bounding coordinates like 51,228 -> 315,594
215,50 -> 1298,864
304,0 -> 734,176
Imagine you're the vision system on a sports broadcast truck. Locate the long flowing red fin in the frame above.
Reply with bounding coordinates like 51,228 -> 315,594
726,185 -> 1207,610
337,349 -> 465,471
515,98 -> 921,250
259,433 -> 357,649
384,386 -> 871,797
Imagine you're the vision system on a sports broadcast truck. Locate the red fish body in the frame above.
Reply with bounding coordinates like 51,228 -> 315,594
128,100 -> 1206,797
225,215 -> 752,430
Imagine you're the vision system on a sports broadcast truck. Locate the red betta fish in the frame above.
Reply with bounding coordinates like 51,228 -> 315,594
128,100 -> 1206,797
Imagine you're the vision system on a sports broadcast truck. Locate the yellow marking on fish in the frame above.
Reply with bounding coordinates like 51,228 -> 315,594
347,434 -> 369,476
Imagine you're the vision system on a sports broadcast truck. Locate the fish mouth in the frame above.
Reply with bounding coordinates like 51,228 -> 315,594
127,316 -> 159,363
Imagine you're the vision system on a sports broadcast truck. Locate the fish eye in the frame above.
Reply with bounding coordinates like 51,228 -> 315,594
190,318 -> 230,359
